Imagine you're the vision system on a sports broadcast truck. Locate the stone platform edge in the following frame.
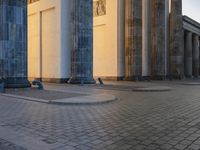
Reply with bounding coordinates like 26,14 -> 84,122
0,93 -> 118,105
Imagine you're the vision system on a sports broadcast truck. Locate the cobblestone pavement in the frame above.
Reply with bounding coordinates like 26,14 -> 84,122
1,80 -> 200,149
0,138 -> 26,150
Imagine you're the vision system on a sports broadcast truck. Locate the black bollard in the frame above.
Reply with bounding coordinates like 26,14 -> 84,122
98,78 -> 104,85
0,83 -> 5,93
32,80 -> 44,90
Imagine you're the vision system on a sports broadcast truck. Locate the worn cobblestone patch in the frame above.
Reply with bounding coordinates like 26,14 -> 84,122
0,138 -> 26,150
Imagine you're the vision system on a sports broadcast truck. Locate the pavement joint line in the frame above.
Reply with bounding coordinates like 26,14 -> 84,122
1,93 -> 49,103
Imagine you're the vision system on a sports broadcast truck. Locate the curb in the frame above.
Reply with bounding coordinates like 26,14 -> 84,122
0,93 -> 118,105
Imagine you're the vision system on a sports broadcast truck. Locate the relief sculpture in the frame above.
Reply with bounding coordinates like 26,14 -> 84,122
94,0 -> 106,17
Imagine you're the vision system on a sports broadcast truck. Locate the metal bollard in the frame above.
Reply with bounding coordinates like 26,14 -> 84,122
32,80 -> 44,90
81,80 -> 84,86
98,78 -> 104,85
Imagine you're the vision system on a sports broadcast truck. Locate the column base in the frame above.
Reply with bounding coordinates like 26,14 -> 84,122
124,76 -> 143,81
184,75 -> 193,78
3,77 -> 31,88
68,77 -> 96,84
151,75 -> 166,80
167,75 -> 184,80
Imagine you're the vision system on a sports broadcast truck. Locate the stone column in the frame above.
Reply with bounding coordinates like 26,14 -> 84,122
169,0 -> 184,79
125,0 -> 142,80
142,0 -> 150,78
0,0 -> 30,88
151,0 -> 167,79
192,35 -> 199,77
69,0 -> 95,84
199,37 -> 200,75
184,31 -> 193,77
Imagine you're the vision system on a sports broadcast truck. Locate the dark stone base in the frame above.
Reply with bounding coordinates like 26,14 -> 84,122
184,75 -> 193,78
3,77 -> 31,88
124,76 -> 168,81
167,75 -> 184,80
29,77 -> 69,83
94,76 -> 124,81
42,78 -> 69,83
151,76 -> 167,80
124,76 -> 144,81
68,77 -> 96,84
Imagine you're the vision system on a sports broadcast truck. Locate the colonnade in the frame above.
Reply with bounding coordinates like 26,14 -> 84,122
125,0 -> 169,80
1,0 -> 200,87
184,31 -> 200,77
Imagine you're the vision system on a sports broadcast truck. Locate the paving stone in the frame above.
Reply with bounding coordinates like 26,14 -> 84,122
1,81 -> 200,149
0,138 -> 26,150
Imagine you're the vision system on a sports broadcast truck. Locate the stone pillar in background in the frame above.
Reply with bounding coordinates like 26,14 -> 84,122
142,0 -> 150,78
169,0 -> 184,79
0,0 -> 30,88
199,37 -> 200,75
192,35 -> 199,77
69,0 -> 95,84
184,31 -> 193,77
125,0 -> 142,80
151,0 -> 167,79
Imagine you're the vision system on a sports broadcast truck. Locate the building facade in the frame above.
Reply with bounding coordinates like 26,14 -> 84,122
0,0 -> 200,87
27,0 -> 200,83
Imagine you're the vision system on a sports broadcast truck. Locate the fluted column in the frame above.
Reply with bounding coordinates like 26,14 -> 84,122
192,35 -> 199,77
0,0 -> 30,88
69,0 -> 95,84
151,0 -> 167,79
169,0 -> 184,78
125,0 -> 142,80
184,31 -> 193,77
142,0 -> 150,77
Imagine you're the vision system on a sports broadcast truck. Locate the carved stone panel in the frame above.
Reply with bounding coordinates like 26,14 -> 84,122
93,0 -> 106,17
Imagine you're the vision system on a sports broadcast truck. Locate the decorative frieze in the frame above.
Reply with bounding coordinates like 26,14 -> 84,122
93,0 -> 106,17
